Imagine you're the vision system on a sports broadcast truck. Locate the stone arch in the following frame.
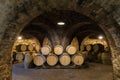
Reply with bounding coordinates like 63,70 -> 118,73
0,0 -> 120,80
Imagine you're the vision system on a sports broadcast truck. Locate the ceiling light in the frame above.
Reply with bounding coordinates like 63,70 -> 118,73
57,22 -> 65,25
98,35 -> 103,39
17,36 -> 22,40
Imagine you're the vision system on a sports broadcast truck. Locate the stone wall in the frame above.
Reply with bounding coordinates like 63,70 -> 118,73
0,0 -> 120,80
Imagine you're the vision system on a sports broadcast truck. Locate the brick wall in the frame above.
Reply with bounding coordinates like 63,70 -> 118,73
0,0 -> 120,80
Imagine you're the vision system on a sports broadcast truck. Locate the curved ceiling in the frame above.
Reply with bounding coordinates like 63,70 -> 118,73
21,10 -> 105,44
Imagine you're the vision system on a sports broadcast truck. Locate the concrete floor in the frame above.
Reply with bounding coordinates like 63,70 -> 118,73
12,63 -> 113,80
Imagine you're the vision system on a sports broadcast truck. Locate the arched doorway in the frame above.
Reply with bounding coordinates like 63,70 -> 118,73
0,1 -> 120,80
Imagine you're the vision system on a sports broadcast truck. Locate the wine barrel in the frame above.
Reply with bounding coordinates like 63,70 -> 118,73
72,54 -> 84,65
93,44 -> 99,52
41,45 -> 51,55
86,44 -> 93,51
47,54 -> 58,66
101,52 -> 111,64
33,55 -> 45,66
93,44 -> 104,52
16,44 -> 27,52
54,45 -> 63,55
27,44 -> 34,51
16,53 -> 24,62
24,53 -> 33,69
66,45 -> 77,55
59,53 -> 71,66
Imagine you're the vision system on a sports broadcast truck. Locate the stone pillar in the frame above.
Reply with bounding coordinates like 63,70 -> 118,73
111,47 -> 120,80
0,44 -> 12,80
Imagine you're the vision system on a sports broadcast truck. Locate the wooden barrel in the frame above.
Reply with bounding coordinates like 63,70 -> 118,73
16,53 -> 24,62
41,45 -> 51,55
71,37 -> 79,51
24,53 -> 33,69
33,55 -> 45,66
16,44 -> 27,52
54,45 -> 63,55
66,45 -> 77,55
93,44 -> 104,52
86,44 -> 93,51
72,54 -> 84,65
47,54 -> 58,66
27,44 -> 34,51
59,53 -> 71,66
101,52 -> 111,64
93,44 -> 99,52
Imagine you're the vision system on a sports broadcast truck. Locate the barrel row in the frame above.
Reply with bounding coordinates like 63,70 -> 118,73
15,52 -> 84,68
80,44 -> 109,52
41,45 -> 77,55
31,53 -> 84,67
81,50 -> 111,64
15,44 -> 40,52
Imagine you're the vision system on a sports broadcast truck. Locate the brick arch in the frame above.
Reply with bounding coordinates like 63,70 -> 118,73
0,0 -> 120,80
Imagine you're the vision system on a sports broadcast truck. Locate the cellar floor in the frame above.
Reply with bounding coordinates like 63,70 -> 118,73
12,63 -> 113,80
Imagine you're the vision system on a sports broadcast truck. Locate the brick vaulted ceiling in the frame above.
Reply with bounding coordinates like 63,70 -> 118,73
0,0 -> 120,80
21,10 -> 104,44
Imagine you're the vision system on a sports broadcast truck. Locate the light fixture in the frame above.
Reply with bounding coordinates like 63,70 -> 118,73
17,36 -> 22,40
98,35 -> 103,39
57,22 -> 65,25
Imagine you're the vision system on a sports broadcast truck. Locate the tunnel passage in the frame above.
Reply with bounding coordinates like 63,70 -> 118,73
0,0 -> 120,80
12,10 -> 112,69
21,10 -> 106,47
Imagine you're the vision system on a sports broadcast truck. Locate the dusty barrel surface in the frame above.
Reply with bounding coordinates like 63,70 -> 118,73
66,45 -> 77,55
47,54 -> 58,66
72,54 -> 84,65
54,45 -> 63,55
59,53 -> 71,66
41,45 -> 51,55
33,55 -> 45,66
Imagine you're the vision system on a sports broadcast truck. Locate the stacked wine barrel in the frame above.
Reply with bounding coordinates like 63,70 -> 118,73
16,44 -> 27,52
15,44 -> 39,52
12,43 -> 40,64
26,45 -> 85,69
80,44 -> 111,64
